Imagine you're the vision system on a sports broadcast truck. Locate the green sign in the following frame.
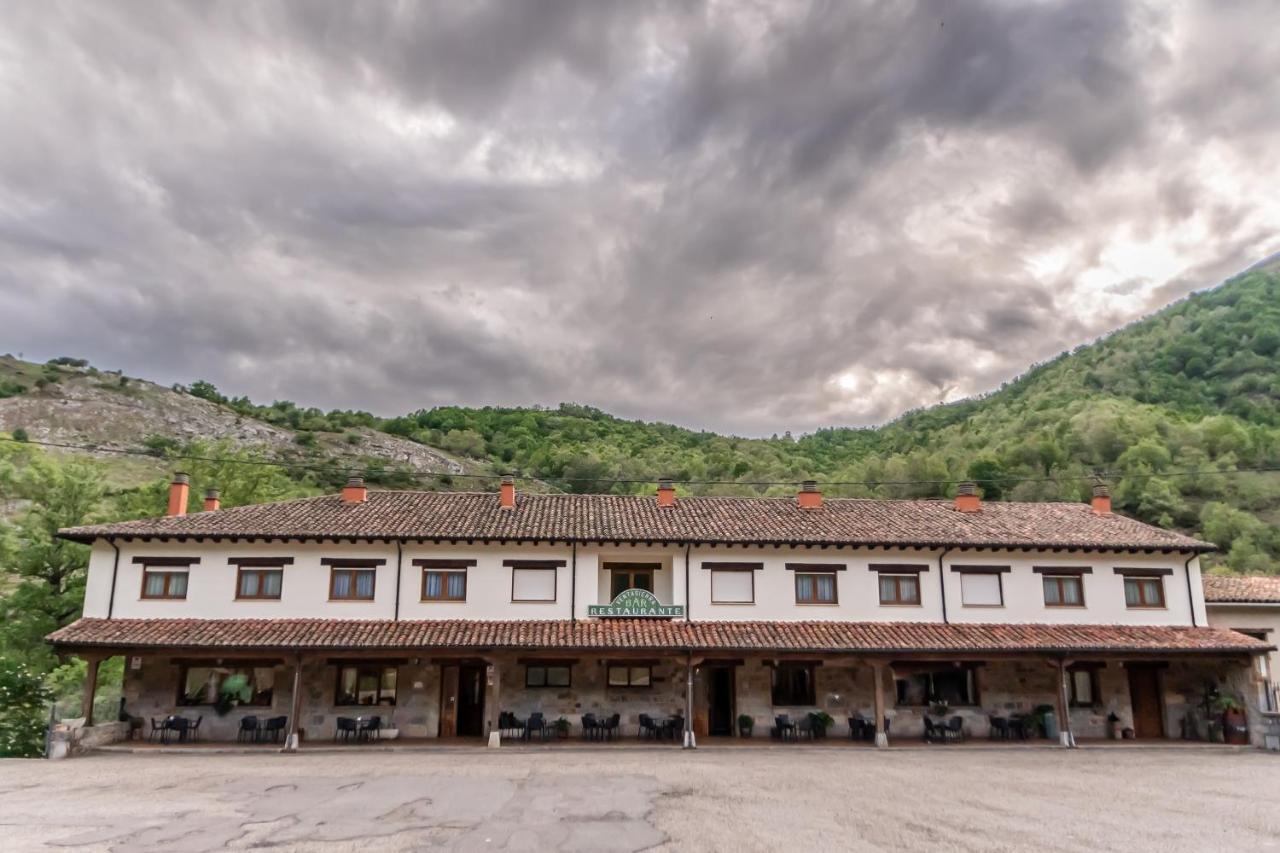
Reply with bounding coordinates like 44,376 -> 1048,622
587,587 -> 684,618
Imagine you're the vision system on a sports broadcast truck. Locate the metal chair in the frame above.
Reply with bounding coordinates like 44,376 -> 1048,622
148,717 -> 166,743
334,716 -> 357,743
638,713 -> 659,740
238,716 -> 260,743
525,712 -> 548,742
988,715 -> 1010,740
773,714 -> 797,741
601,713 -> 620,741
262,716 -> 287,743
922,715 -> 944,743
358,715 -> 382,742
188,715 -> 202,742
581,713 -> 600,741
944,716 -> 966,743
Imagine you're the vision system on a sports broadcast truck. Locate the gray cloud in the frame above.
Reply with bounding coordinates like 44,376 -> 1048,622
1,0 -> 1278,436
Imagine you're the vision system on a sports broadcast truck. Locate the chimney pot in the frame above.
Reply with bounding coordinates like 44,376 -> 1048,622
657,478 -> 676,508
341,475 -> 368,504
203,487 -> 221,512
167,472 -> 190,517
955,481 -> 981,513
499,475 -> 516,509
797,480 -> 822,510
1091,481 -> 1112,515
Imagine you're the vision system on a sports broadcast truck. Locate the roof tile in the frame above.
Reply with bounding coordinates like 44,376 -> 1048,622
1203,575 -> 1280,603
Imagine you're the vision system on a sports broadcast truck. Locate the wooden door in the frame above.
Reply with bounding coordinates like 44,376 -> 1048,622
456,665 -> 486,737
1127,665 -> 1164,739
438,665 -> 459,737
708,667 -> 734,736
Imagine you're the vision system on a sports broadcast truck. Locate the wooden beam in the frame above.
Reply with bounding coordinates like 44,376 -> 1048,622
81,656 -> 102,727
872,662 -> 888,749
284,655 -> 304,752
1055,659 -> 1076,749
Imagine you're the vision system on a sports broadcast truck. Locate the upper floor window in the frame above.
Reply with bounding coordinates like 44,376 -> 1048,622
707,563 -> 759,604
1043,576 -> 1084,607
179,664 -> 274,707
1123,576 -> 1166,608
335,664 -> 397,706
330,569 -> 376,600
871,564 -> 927,606
323,558 -> 384,601
788,563 -> 843,605
505,559 -> 564,602
231,558 -> 292,601
955,567 -> 1007,607
771,663 -> 816,705
878,574 -> 920,606
415,559 -> 474,602
608,563 -> 656,598
135,556 -> 198,600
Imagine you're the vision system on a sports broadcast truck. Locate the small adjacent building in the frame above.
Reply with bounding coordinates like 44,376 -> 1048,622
47,475 -> 1274,747
1203,574 -> 1280,713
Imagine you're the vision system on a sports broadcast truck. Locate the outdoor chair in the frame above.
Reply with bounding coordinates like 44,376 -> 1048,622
525,712 -> 549,742
922,716 -> 944,743
638,713 -> 660,740
334,716 -> 357,743
358,715 -> 382,742
148,717 -> 166,743
773,714 -> 796,741
943,716 -> 966,743
988,715 -> 1010,741
796,715 -> 815,741
237,715 -> 260,744
848,715 -> 869,740
581,713 -> 600,741
188,715 -> 202,742
665,716 -> 684,743
601,713 -> 621,741
262,716 -> 287,743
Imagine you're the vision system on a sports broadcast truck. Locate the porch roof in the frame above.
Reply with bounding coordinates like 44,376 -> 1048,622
47,617 -> 1272,656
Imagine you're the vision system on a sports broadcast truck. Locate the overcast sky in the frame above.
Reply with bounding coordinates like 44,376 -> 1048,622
1,1 -> 1278,436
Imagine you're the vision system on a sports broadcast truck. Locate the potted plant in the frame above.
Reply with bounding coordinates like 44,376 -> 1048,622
1213,696 -> 1248,745
554,717 -> 571,740
809,711 -> 834,739
929,701 -> 950,718
737,714 -> 754,738
1106,712 -> 1121,741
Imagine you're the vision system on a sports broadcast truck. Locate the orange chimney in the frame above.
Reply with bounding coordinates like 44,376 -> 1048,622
955,481 -> 981,513
167,472 -> 190,517
203,488 -> 221,512
797,480 -> 822,510
341,475 -> 367,504
1091,482 -> 1112,515
499,475 -> 516,509
657,478 -> 676,508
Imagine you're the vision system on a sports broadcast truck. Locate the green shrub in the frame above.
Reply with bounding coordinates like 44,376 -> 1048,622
0,658 -> 53,758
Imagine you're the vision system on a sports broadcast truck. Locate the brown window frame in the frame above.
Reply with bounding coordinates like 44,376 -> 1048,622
525,664 -> 572,688
608,564 -> 656,598
1123,576 -> 1166,608
422,569 -> 467,601
606,664 -> 653,688
794,571 -> 838,605
1067,665 -> 1101,707
177,663 -> 275,707
1042,575 -> 1086,608
333,664 -> 398,707
140,568 -> 189,600
771,662 -> 816,705
329,568 -> 377,601
878,574 -> 921,606
235,567 -> 284,600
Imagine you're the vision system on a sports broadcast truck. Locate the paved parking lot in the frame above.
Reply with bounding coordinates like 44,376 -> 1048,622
1,746 -> 1278,852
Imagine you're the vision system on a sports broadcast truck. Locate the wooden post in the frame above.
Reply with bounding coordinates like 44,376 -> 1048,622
872,662 -> 888,748
81,656 -> 102,727
485,659 -> 502,747
1055,658 -> 1075,748
683,653 -> 697,749
284,655 -> 304,752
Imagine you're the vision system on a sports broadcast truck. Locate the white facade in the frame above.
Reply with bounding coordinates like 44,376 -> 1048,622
83,537 -> 1207,628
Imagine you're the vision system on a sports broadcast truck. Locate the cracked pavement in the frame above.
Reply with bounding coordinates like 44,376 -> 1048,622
1,747 -> 1278,851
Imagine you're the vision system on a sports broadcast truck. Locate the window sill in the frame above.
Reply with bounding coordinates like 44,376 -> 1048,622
420,599 -> 468,604
961,604 -> 1005,609
795,602 -> 839,606
234,597 -> 282,602
709,601 -> 755,605
1125,605 -> 1168,610
1045,603 -> 1086,608
328,598 -> 377,602
139,597 -> 187,601
511,599 -> 558,604
878,602 -> 923,607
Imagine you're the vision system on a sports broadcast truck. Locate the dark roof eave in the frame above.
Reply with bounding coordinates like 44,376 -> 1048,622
56,530 -> 1215,554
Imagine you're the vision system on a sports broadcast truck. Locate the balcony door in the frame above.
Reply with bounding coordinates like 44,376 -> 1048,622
608,563 -> 657,599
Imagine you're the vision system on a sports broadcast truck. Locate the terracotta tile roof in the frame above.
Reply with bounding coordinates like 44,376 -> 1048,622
46,617 -> 1270,655
57,490 -> 1212,552
1203,575 -> 1280,604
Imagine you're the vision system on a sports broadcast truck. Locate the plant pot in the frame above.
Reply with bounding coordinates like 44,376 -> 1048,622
556,728 -> 569,740
1223,710 -> 1249,745
739,725 -> 753,738
380,729 -> 400,740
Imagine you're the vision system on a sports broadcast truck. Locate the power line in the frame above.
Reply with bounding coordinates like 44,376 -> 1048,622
2,435 -> 1278,488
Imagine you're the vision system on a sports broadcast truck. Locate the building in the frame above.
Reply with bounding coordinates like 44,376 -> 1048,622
48,475 -> 1274,748
1203,574 -> 1280,713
